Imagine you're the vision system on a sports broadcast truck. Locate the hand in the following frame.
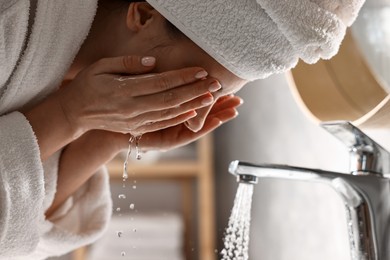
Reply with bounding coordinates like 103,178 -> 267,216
57,56 -> 222,138
135,94 -> 243,152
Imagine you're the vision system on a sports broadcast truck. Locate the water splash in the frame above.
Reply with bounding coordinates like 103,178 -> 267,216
135,135 -> 142,160
123,135 -> 135,179
221,183 -> 254,260
123,135 -> 143,178
118,135 -> 142,257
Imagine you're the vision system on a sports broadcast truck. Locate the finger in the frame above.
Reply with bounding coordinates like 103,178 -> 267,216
209,107 -> 239,123
138,119 -> 221,152
127,67 -> 210,96
91,56 -> 156,75
137,78 -> 220,112
131,93 -> 215,124
183,96 -> 242,132
183,109 -> 236,140
184,104 -> 214,132
210,96 -> 243,113
131,110 -> 198,135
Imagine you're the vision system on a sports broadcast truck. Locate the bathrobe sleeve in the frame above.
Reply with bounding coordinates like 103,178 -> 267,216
0,112 -> 45,257
0,111 -> 112,260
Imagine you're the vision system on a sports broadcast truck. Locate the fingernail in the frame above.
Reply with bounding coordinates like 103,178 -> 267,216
202,95 -> 214,105
209,81 -> 221,92
195,70 -> 208,79
190,110 -> 197,117
141,56 -> 156,66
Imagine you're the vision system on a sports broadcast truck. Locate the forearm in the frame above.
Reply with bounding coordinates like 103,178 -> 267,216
45,131 -> 122,217
23,90 -> 83,161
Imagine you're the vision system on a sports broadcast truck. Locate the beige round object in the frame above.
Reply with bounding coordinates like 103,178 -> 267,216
287,30 -> 390,129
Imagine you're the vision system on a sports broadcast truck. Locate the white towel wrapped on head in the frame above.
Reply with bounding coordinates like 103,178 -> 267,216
146,0 -> 365,81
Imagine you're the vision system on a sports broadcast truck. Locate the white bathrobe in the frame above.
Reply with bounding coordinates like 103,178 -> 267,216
0,0 -> 112,259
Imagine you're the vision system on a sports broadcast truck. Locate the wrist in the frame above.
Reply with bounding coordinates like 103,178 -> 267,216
55,86 -> 86,138
23,92 -> 85,161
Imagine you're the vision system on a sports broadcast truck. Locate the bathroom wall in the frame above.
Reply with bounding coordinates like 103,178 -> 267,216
214,73 -> 390,260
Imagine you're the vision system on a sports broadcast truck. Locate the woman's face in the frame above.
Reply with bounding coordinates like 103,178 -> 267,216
122,3 -> 248,131
144,14 -> 248,131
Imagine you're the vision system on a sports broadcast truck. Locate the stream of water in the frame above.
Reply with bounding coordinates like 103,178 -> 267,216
221,183 -> 254,260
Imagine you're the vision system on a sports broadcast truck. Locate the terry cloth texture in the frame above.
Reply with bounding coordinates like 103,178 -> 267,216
146,0 -> 365,81
0,0 -> 112,259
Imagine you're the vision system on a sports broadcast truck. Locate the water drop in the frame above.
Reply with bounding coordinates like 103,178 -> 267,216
122,136 -> 135,179
133,185 -> 137,189
121,251 -> 126,256
118,194 -> 126,199
129,203 -> 135,210
117,231 -> 123,238
133,228 -> 137,233
135,135 -> 142,160
116,207 -> 121,212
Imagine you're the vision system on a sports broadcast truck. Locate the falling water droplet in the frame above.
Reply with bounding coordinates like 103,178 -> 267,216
133,228 -> 137,233
117,231 -> 123,238
116,207 -> 121,212
135,135 -> 142,160
123,136 -> 135,179
133,185 -> 137,189
129,203 -> 135,210
118,194 -> 126,199
121,251 -> 126,256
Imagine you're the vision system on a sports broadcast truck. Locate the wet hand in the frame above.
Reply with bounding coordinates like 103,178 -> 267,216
135,95 -> 243,152
57,55 -> 221,138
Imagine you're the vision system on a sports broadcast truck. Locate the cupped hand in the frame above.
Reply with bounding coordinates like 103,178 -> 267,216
68,95 -> 242,164
57,56 -> 221,138
136,94 -> 243,152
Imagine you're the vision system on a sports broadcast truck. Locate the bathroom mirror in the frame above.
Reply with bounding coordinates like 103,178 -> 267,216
288,0 -> 390,129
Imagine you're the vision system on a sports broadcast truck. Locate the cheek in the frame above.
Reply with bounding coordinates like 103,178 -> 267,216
151,45 -> 195,73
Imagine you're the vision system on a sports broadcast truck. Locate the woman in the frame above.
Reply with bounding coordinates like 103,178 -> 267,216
0,0 -> 364,258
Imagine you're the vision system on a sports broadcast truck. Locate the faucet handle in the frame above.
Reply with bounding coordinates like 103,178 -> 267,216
321,121 -> 390,175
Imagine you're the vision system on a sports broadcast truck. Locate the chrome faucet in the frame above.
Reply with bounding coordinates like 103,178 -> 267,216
229,121 -> 390,260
